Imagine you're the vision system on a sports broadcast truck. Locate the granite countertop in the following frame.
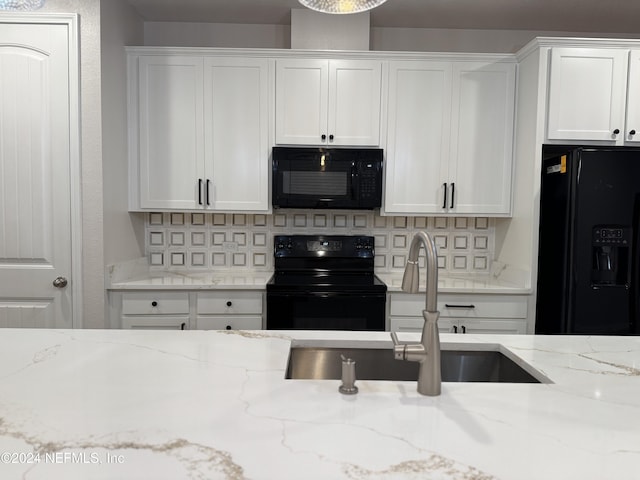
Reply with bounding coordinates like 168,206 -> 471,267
1,329 -> 638,479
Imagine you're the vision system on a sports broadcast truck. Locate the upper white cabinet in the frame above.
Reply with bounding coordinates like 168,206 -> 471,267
547,47 -> 640,145
129,53 -> 270,211
385,61 -> 452,213
384,60 -> 515,215
275,58 -> 382,146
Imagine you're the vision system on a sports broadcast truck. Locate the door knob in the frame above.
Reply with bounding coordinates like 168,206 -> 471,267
53,276 -> 68,288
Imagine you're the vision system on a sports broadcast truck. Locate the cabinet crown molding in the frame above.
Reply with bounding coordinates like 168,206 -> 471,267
517,36 -> 640,61
125,46 -> 516,64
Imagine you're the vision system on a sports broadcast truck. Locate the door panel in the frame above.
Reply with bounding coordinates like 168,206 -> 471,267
0,21 -> 73,328
138,56 -> 204,209
204,57 -> 269,210
275,59 -> 328,145
384,61 -> 451,213
449,62 -> 515,214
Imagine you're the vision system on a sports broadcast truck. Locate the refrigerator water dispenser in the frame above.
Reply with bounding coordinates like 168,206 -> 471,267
591,226 -> 631,287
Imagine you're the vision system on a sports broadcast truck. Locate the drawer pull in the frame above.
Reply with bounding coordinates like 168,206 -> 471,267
226,301 -> 232,307
181,322 -> 186,330
461,325 -> 466,334
226,325 -> 232,330
151,301 -> 158,307
445,304 -> 475,309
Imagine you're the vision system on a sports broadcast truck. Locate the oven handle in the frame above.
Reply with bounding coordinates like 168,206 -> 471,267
268,291 -> 386,298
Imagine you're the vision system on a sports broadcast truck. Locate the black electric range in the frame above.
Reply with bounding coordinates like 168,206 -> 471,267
266,235 -> 387,331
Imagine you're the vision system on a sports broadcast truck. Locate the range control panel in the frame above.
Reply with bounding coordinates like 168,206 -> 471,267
274,235 -> 375,258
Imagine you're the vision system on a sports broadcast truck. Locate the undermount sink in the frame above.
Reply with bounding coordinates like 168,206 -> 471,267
286,343 -> 549,384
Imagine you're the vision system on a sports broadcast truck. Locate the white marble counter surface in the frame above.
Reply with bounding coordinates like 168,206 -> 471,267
0,329 -> 638,479
106,259 -> 271,290
107,259 -> 529,294
377,273 -> 530,294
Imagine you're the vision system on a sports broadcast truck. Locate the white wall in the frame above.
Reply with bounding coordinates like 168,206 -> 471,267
143,21 -> 640,52
101,0 -> 145,271
371,27 -> 640,53
144,21 -> 290,48
38,0 -> 104,327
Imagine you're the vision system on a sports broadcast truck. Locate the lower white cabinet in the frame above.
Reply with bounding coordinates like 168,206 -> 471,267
389,293 -> 528,334
120,291 -> 190,330
114,290 -> 263,330
196,291 -> 263,330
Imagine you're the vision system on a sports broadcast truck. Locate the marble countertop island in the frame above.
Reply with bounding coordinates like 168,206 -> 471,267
1,329 -> 638,479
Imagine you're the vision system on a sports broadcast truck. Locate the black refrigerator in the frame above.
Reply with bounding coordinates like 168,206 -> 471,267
536,146 -> 640,335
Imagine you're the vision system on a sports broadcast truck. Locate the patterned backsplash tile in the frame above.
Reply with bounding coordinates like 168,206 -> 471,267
145,211 -> 495,275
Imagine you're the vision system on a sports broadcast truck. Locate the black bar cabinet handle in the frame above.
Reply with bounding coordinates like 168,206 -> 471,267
450,182 -> 455,209
445,304 -> 476,309
198,179 -> 203,205
442,183 -> 447,209
206,179 -> 211,206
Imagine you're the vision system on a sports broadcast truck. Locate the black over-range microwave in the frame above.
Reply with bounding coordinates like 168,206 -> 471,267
272,147 -> 383,209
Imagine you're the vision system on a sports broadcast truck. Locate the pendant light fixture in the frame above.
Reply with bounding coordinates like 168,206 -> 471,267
298,0 -> 388,14
0,0 -> 44,10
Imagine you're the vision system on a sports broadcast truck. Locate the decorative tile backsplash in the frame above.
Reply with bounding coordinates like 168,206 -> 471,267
145,211 -> 495,275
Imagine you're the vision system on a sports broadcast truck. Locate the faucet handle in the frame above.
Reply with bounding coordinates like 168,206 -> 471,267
390,332 -> 406,360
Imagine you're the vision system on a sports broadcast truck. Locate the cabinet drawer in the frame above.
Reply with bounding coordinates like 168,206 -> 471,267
197,291 -> 262,315
390,293 -> 527,319
121,292 -> 189,315
121,316 -> 189,330
196,315 -> 262,330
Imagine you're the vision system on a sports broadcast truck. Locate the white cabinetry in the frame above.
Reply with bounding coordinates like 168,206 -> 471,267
275,58 -> 382,146
547,47 -> 640,145
384,60 -> 515,215
196,291 -> 263,330
120,292 -> 190,330
389,293 -> 528,334
129,52 -> 270,211
114,290 -> 263,330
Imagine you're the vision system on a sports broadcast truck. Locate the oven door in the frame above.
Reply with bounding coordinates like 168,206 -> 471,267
266,291 -> 386,331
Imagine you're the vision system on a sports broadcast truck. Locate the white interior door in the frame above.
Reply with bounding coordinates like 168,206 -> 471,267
0,18 -> 77,328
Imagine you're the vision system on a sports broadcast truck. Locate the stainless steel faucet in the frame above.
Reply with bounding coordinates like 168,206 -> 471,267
390,231 -> 441,396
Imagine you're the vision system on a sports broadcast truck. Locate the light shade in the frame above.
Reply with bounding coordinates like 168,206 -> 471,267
0,0 -> 44,10
298,0 -> 388,14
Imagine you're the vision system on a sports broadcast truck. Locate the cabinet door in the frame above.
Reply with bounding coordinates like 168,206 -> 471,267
328,60 -> 382,146
384,61 -> 452,214
275,59 -> 328,145
449,61 -> 515,215
137,56 -> 205,209
625,49 -> 640,144
547,48 -> 628,143
204,57 -> 270,211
